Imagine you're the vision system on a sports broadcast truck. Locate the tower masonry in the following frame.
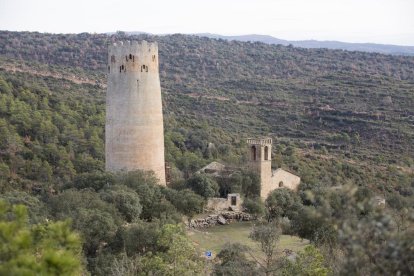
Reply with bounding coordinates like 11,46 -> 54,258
247,138 -> 272,199
106,41 -> 166,185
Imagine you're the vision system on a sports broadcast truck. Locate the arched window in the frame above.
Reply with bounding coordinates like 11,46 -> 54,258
264,146 -> 269,160
251,146 -> 257,161
129,54 -> 132,59
279,181 -> 284,187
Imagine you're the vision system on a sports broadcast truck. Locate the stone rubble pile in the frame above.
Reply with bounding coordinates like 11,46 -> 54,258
187,211 -> 253,229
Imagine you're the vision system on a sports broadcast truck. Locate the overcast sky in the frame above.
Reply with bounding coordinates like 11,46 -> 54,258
0,0 -> 413,45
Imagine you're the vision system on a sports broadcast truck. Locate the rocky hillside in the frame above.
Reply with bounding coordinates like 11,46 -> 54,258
0,30 -> 413,193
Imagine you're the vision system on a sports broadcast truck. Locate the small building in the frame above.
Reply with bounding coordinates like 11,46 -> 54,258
206,193 -> 242,212
197,161 -> 238,178
197,161 -> 227,176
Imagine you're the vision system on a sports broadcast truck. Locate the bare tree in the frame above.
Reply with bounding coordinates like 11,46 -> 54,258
249,222 -> 282,276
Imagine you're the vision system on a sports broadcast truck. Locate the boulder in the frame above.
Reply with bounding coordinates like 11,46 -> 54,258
217,215 -> 227,225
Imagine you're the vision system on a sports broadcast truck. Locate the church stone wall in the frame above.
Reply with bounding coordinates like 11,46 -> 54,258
266,169 -> 301,197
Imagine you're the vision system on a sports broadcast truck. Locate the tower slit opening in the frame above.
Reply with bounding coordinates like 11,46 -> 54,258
264,146 -> 269,160
251,146 -> 257,161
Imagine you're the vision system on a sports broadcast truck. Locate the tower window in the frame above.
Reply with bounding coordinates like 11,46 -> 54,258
152,55 -> 156,62
251,146 -> 257,161
129,54 -> 132,59
264,146 -> 269,160
279,181 -> 284,187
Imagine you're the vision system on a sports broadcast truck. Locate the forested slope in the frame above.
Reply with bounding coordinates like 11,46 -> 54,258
0,31 -> 413,274
0,30 -> 412,190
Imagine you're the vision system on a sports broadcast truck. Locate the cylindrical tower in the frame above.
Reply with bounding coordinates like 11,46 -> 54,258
106,40 -> 166,185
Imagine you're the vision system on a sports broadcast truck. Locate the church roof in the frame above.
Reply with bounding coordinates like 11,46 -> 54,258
197,161 -> 236,177
272,168 -> 300,178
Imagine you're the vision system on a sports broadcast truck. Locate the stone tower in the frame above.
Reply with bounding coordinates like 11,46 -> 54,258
106,41 -> 166,185
247,138 -> 272,198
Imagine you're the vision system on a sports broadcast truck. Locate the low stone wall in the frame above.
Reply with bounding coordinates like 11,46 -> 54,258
187,211 -> 253,229
206,198 -> 228,211
206,194 -> 243,212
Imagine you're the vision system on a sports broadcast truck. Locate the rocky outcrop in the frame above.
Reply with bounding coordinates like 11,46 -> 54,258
187,211 -> 254,229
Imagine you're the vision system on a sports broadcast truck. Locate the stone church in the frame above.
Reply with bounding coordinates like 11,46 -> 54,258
247,138 -> 300,199
198,138 -> 301,200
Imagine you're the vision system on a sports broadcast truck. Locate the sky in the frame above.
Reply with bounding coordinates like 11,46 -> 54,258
0,0 -> 413,46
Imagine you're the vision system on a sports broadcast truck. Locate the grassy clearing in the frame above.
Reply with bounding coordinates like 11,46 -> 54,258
187,221 -> 308,258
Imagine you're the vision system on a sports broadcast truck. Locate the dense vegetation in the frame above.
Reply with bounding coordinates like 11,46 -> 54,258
0,30 -> 413,274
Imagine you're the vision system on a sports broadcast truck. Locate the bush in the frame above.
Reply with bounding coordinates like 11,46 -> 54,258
265,188 -> 302,220
186,174 -> 219,198
242,197 -> 265,217
0,201 -> 85,275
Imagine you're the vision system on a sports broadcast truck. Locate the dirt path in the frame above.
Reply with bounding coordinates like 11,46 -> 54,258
0,63 -> 106,87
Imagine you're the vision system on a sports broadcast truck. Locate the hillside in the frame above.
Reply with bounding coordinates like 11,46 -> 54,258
0,30 -> 413,275
0,31 -> 413,192
196,33 -> 414,56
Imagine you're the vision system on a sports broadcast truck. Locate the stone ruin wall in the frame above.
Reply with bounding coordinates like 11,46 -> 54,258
206,193 -> 242,211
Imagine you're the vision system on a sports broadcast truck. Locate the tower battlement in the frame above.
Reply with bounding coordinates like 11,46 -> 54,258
107,40 -> 159,74
247,138 -> 272,146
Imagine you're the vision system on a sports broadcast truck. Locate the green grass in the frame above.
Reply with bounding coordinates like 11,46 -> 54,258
187,222 -> 308,258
